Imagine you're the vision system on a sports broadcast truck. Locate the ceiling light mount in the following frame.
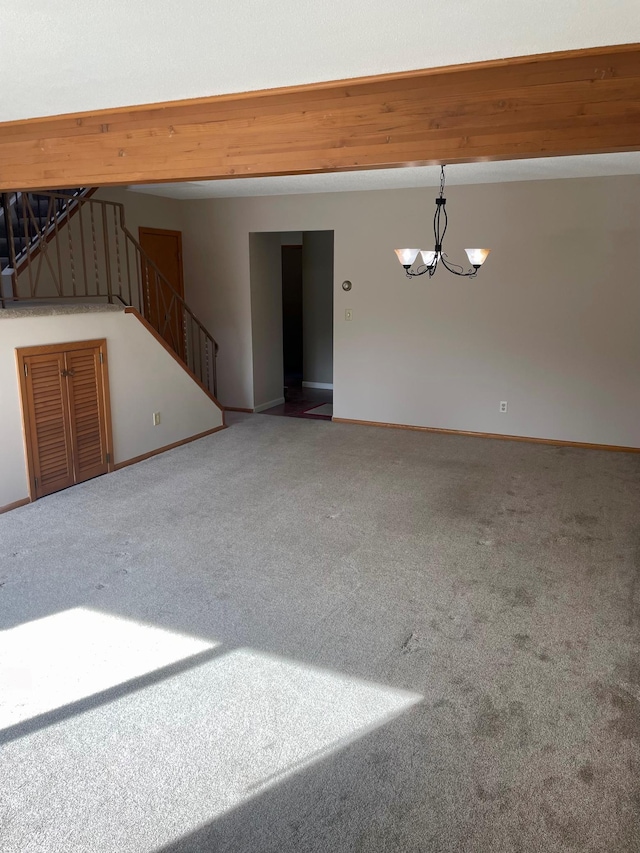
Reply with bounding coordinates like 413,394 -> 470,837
395,166 -> 490,279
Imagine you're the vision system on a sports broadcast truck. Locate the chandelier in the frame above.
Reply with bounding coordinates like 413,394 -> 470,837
395,166 -> 491,279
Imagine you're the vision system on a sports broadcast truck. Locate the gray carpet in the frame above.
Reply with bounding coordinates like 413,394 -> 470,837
1,412 -> 639,853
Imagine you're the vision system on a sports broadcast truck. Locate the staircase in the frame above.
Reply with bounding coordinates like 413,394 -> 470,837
0,190 -> 218,398
0,190 -> 86,274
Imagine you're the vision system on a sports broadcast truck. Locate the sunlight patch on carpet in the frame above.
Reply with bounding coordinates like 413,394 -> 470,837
3,620 -> 422,853
0,607 -> 216,729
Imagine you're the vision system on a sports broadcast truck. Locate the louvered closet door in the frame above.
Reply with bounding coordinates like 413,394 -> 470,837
24,352 -> 75,498
65,348 -> 109,484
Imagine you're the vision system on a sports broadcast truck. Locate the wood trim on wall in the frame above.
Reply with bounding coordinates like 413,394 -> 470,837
332,417 -> 640,454
15,338 -> 110,358
123,307 -> 225,419
0,496 -> 31,514
113,424 -> 226,470
0,423 -> 227,513
224,407 -> 254,413
1,44 -> 639,189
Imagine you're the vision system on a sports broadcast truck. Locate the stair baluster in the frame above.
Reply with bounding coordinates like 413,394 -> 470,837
0,190 -> 219,398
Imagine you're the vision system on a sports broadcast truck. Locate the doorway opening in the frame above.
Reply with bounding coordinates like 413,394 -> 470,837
249,231 -> 334,420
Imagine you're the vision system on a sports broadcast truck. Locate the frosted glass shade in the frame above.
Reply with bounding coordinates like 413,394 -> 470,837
465,248 -> 491,266
394,248 -> 420,267
419,250 -> 437,267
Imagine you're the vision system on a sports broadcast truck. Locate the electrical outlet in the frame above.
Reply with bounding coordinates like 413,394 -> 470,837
153,412 -> 161,426
499,401 -> 508,413
345,309 -> 353,321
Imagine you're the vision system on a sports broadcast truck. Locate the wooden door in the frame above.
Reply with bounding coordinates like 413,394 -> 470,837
18,340 -> 113,500
139,227 -> 185,358
22,351 -> 75,498
65,347 -> 110,484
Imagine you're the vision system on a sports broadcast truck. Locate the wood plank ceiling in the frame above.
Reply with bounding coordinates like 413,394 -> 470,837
0,44 -> 639,190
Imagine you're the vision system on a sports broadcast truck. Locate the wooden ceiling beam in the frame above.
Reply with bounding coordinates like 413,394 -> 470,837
1,44 -> 639,190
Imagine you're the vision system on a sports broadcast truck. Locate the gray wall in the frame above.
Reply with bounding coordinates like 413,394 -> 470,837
249,232 -> 284,409
0,309 -> 223,508
181,175 -> 640,447
302,231 -> 334,386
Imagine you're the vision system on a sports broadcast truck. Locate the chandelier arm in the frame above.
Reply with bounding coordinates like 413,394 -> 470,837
438,253 -> 477,278
441,201 -> 448,245
436,166 -> 447,249
405,265 -> 431,277
396,165 -> 487,280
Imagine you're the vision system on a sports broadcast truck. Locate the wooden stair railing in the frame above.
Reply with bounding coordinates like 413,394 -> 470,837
0,191 -> 218,399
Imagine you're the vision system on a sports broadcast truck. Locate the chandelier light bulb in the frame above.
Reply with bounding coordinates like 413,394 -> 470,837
394,248 -> 420,268
465,248 -> 491,267
419,250 -> 437,267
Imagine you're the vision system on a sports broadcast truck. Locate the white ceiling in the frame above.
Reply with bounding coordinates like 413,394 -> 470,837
127,153 -> 640,199
1,1 -> 639,122
4,2 -> 639,198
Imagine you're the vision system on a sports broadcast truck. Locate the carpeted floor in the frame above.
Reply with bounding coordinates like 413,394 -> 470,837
1,412 -> 639,852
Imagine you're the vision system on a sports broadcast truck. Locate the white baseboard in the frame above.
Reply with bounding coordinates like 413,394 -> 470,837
254,397 -> 285,413
302,381 -> 333,390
